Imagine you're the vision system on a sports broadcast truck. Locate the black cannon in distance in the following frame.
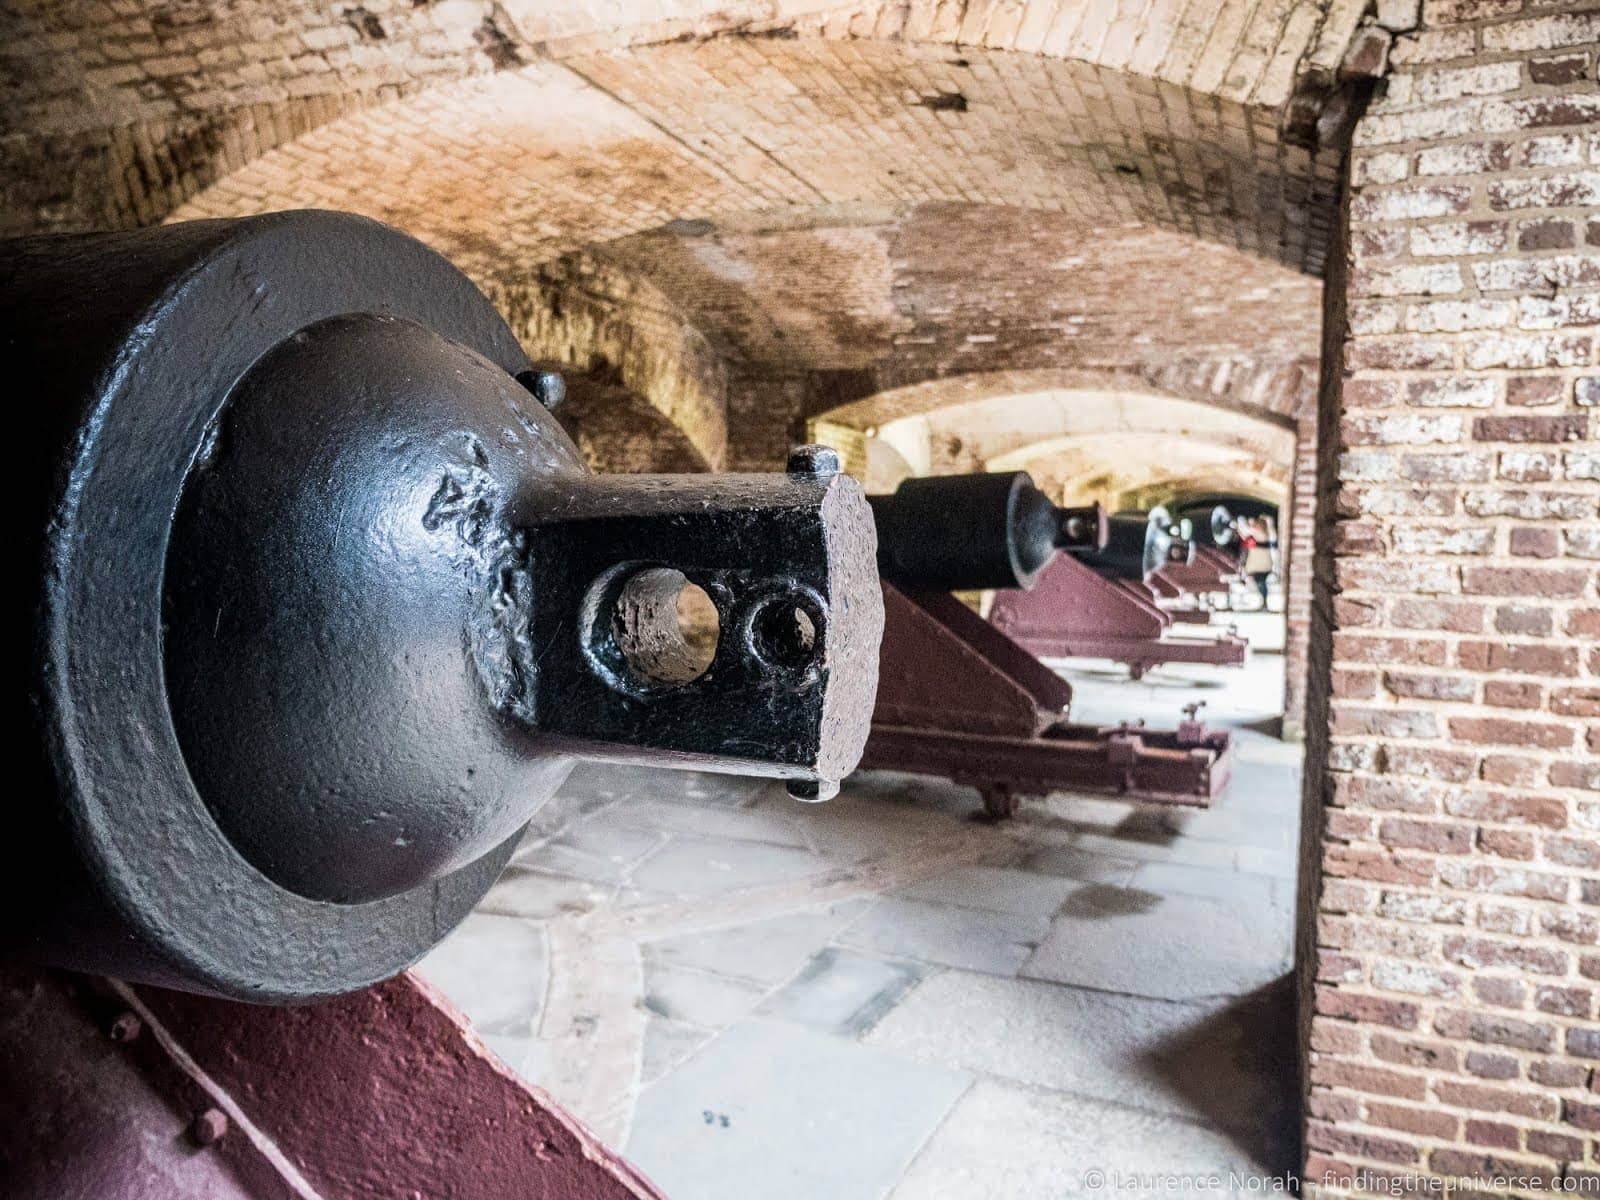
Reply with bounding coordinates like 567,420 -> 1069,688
868,471 -> 1108,592
1073,505 -> 1196,580
1138,504 -> 1252,614
991,503 -> 1249,680
1073,504 -> 1237,615
859,473 -> 1232,820
7,211 -> 883,1004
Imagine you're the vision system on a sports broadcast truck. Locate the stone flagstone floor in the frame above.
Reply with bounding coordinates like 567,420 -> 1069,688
418,611 -> 1302,1199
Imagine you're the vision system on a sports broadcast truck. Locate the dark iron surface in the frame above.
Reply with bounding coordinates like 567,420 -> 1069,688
868,472 -> 1106,592
1072,506 -> 1195,581
8,211 -> 881,999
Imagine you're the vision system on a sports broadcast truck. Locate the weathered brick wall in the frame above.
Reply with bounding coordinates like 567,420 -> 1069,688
1303,4 -> 1598,1191
5,0 -> 1367,246
553,377 -> 711,474
1286,413 -> 1321,739
487,262 -> 732,471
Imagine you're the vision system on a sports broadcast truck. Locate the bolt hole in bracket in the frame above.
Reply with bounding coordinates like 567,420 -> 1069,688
597,566 -> 723,688
526,462 -> 879,799
587,565 -> 826,691
747,593 -> 823,671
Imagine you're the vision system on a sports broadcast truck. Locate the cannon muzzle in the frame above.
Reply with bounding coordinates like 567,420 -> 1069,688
868,473 -> 1108,592
1209,504 -> 1237,547
1071,505 -> 1196,580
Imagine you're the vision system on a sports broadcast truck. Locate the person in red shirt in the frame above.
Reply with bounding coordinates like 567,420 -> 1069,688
1238,517 -> 1273,610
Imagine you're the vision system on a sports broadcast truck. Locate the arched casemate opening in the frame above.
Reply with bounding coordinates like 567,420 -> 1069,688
811,374 -> 1306,716
809,367 -> 1315,735
814,385 -> 1298,495
545,368 -> 713,475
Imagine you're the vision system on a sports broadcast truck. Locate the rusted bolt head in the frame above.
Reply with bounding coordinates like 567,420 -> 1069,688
108,1012 -> 143,1043
189,1107 -> 228,1147
514,368 -> 566,411
786,444 -> 840,478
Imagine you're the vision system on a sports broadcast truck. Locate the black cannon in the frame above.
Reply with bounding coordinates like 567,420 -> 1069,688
1072,505 -> 1195,580
868,471 -> 1107,592
1142,505 -> 1244,613
991,497 -> 1248,678
857,473 -> 1231,819
7,210 -> 883,1002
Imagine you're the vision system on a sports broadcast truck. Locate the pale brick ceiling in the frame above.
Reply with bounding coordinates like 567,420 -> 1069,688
3,0 -> 1347,492
589,205 -> 1321,372
164,39 -> 1342,275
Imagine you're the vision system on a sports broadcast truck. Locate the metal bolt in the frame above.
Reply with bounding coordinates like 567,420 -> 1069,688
107,1012 -> 143,1043
514,369 -> 566,411
786,444 -> 840,479
189,1107 -> 228,1147
786,777 -> 839,803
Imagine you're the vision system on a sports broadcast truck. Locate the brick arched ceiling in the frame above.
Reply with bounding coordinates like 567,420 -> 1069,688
5,1 -> 1373,246
845,386 -> 1296,500
582,205 -> 1321,393
483,206 -> 1321,470
4,2 -> 1338,487
1012,434 -> 1293,507
160,38 -> 1342,275
552,374 -> 712,474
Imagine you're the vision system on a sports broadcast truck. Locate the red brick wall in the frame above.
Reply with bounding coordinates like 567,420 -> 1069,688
1286,412 -> 1320,739
1303,4 -> 1598,1192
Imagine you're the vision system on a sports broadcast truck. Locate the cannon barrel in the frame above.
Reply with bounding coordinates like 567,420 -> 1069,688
868,472 -> 1108,592
1071,506 -> 1196,580
6,211 -> 883,1001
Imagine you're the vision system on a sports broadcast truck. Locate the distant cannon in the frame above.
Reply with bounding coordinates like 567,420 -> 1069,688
991,502 -> 1249,680
1071,505 -> 1195,580
868,471 -> 1107,592
861,473 -> 1232,820
1145,505 -> 1244,615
